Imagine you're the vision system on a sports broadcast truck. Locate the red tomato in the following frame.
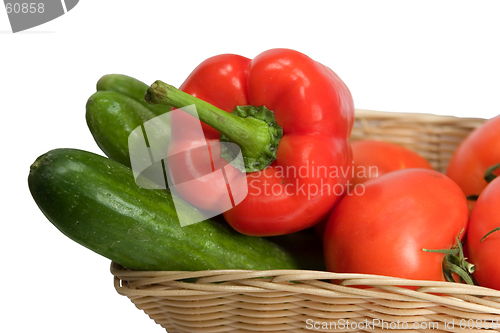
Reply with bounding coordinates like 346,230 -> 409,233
351,140 -> 433,186
323,169 -> 469,282
447,115 -> 500,199
467,176 -> 500,290
314,140 -> 433,239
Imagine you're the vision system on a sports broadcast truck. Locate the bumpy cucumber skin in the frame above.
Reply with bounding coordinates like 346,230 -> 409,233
28,149 -> 302,271
86,91 -> 157,167
96,74 -> 171,115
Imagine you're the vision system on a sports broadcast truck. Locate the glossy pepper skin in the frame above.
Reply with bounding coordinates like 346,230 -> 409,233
175,49 -> 354,236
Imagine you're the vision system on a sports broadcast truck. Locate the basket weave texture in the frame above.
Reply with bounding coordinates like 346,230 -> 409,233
112,109 -> 500,333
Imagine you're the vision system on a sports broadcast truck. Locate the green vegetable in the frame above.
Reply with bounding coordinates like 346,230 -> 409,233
28,148 -> 302,271
86,91 -> 164,167
96,74 -> 171,115
87,74 -> 173,167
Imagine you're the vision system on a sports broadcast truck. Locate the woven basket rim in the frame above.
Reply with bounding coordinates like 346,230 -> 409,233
110,262 -> 500,298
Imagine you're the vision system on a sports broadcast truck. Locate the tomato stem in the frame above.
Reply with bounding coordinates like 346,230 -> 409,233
484,162 -> 500,183
466,194 -> 479,201
480,226 -> 500,243
421,248 -> 458,255
455,233 -> 465,261
443,257 -> 475,285
467,163 -> 500,200
422,229 -> 475,285
447,252 -> 475,274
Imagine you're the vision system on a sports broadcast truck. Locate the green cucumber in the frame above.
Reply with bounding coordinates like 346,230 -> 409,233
88,74 -> 173,167
86,91 -> 168,167
96,74 -> 171,115
28,148 -> 302,271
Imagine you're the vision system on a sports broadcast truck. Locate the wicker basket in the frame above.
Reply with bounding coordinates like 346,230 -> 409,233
111,109 -> 500,333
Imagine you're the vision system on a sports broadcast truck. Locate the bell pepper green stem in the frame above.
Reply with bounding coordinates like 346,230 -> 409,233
145,80 -> 282,172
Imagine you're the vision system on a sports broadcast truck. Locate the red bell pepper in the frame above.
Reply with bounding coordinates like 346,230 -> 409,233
146,48 -> 354,236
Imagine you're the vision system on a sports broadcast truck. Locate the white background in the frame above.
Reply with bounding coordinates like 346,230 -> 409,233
2,1 -> 500,332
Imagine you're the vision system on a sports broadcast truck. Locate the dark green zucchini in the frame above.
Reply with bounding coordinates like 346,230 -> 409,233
96,74 -> 171,115
28,148 -> 303,271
